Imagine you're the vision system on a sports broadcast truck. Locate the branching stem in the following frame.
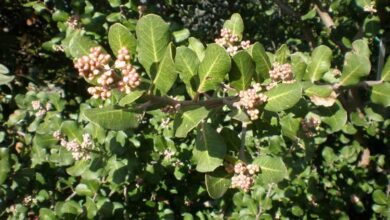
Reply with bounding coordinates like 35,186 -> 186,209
239,122 -> 248,162
256,183 -> 274,220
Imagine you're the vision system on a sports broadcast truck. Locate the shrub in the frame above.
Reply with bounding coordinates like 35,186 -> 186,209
0,1 -> 389,219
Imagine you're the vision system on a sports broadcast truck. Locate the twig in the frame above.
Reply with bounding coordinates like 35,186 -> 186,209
65,191 -> 76,201
135,95 -> 238,111
333,80 -> 383,90
239,122 -> 248,162
377,37 -> 386,80
314,3 -> 335,29
256,183 -> 274,220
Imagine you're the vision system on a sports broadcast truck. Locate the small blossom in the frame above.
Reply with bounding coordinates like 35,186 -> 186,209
45,103 -> 52,111
215,28 -> 251,55
301,116 -> 321,137
53,130 -> 62,140
234,83 -> 267,120
31,100 -> 41,110
23,195 -> 32,206
35,109 -> 47,117
231,162 -> 259,192
269,62 -> 294,83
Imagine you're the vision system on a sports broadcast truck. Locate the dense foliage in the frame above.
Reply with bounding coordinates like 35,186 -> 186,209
1,0 -> 390,219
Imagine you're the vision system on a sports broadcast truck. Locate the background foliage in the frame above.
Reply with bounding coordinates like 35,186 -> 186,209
0,0 -> 390,219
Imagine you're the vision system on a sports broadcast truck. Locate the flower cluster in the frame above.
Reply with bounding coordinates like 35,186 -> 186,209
22,195 -> 33,206
53,131 -> 93,160
364,2 -> 377,13
31,100 -> 52,117
234,83 -> 267,120
215,28 -> 250,55
266,62 -> 294,90
231,162 -> 260,192
301,116 -> 321,137
74,47 -> 140,100
66,15 -> 81,29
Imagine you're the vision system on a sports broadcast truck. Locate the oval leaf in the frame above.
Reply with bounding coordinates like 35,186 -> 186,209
108,23 -> 137,56
60,120 -> 83,143
193,124 -> 226,173
174,106 -> 209,138
291,52 -> 308,81
248,42 -> 271,82
205,169 -> 231,199
319,101 -> 347,132
275,44 -> 290,64
223,13 -> 244,39
340,53 -> 371,86
175,46 -> 199,96
229,51 -> 255,90
253,155 -> 288,184
371,82 -> 390,107
118,90 -> 144,106
83,106 -> 139,130
265,82 -> 302,112
152,43 -> 177,95
69,32 -> 99,58
305,45 -> 332,82
197,44 -> 231,93
136,14 -> 170,75
381,57 -> 390,82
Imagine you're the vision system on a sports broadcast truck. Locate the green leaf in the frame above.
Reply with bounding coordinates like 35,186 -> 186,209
69,32 -> 99,58
371,83 -> 390,107
188,37 -> 205,61
83,106 -> 139,130
174,107 -> 209,138
265,82 -> 302,112
381,57 -> 390,82
85,197 -> 98,219
205,169 -> 231,199
0,74 -> 14,85
291,52 -> 308,81
340,53 -> 371,86
75,183 -> 94,196
229,51 -> 255,90
305,84 -> 333,97
173,28 -> 190,43
152,43 -> 177,95
118,90 -> 144,106
253,155 -> 288,184
108,23 -> 137,56
223,13 -> 244,39
275,44 -> 290,64
67,160 -> 89,176
304,45 -> 332,82
0,148 -> 10,185
33,134 -> 58,148
363,16 -> 380,38
301,8 -> 316,20
247,42 -> 271,82
60,200 -> 83,215
39,208 -> 56,220
372,190 -> 387,205
193,124 -> 226,172
175,46 -> 199,96
197,44 -> 231,93
136,14 -> 170,75
60,120 -> 83,143
320,102 -> 347,132
352,39 -> 370,59
280,113 -> 300,140
355,0 -> 371,9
